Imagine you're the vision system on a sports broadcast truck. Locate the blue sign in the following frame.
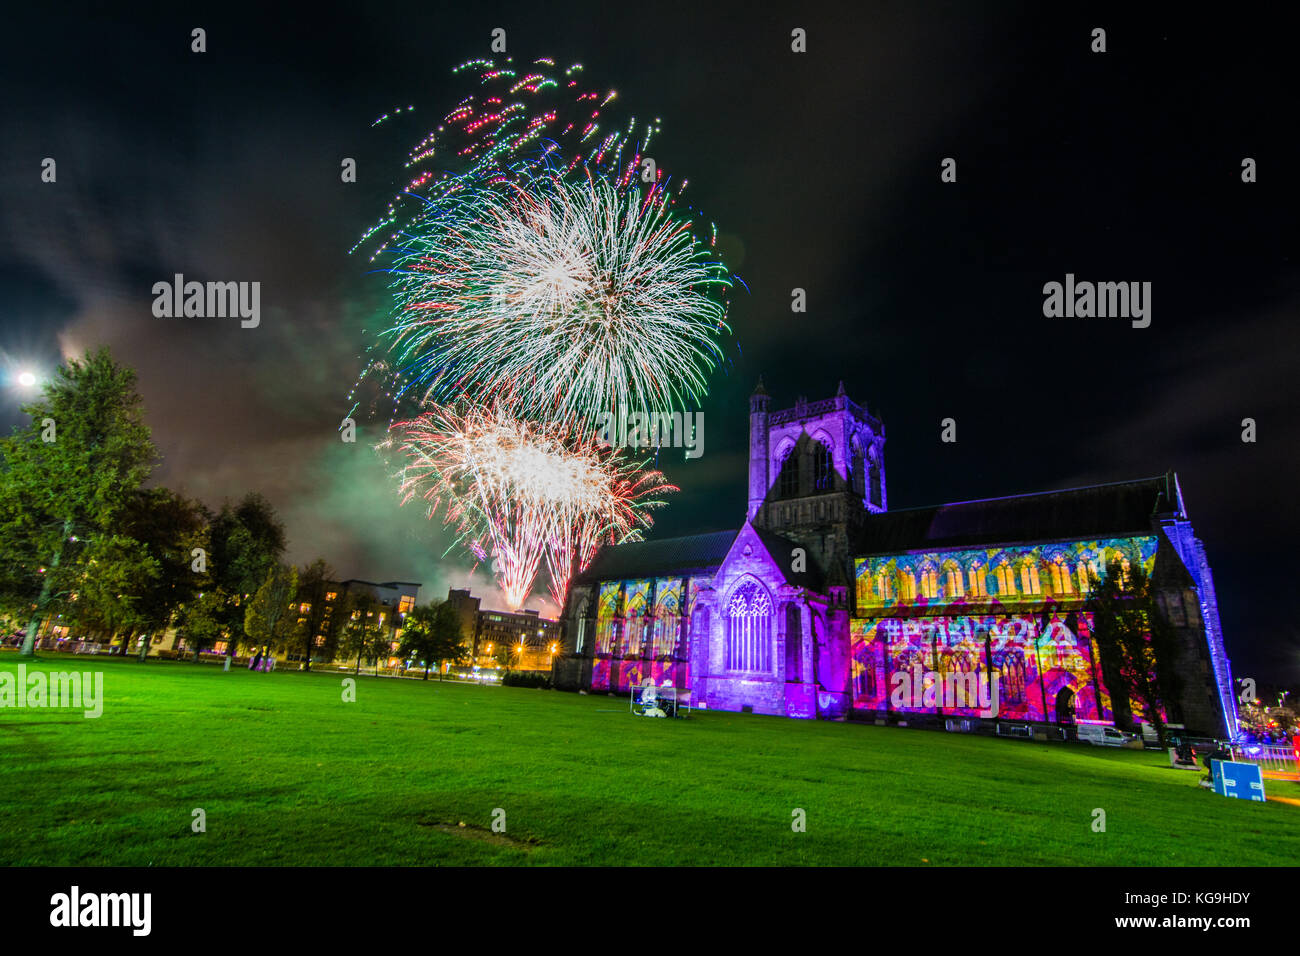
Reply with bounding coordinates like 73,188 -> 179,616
1210,760 -> 1265,802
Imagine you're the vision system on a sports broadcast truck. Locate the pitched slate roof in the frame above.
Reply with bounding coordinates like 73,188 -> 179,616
852,474 -> 1182,556
577,529 -> 739,584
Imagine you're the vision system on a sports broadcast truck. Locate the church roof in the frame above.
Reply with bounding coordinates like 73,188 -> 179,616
751,527 -> 825,592
577,529 -> 739,583
852,474 -> 1183,555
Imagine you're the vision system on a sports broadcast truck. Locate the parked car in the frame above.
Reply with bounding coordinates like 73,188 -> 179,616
1077,724 -> 1133,747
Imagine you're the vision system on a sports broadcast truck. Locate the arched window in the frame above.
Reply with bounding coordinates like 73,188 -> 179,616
967,561 -> 987,597
851,441 -> 866,497
898,570 -> 917,602
1019,560 -> 1041,596
1049,556 -> 1073,595
1077,555 -> 1098,592
875,571 -> 893,601
726,581 -> 773,673
777,445 -> 798,498
994,559 -> 1016,597
624,612 -> 644,656
868,452 -> 883,507
919,564 -> 939,600
653,606 -> 679,657
944,561 -> 964,599
813,440 -> 834,491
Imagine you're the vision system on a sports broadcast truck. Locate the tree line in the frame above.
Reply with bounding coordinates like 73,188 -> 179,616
0,348 -> 466,678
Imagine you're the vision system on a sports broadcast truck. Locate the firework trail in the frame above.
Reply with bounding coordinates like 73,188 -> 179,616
356,57 -> 659,263
391,404 -> 674,610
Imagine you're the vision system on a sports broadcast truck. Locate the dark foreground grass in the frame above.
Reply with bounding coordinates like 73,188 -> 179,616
1,654 -> 1297,866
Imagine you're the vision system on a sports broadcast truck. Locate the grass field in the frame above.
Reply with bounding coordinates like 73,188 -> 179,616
2,653 -> 1297,866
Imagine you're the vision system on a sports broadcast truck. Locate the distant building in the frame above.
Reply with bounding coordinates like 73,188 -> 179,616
446,588 -> 560,671
287,579 -> 420,666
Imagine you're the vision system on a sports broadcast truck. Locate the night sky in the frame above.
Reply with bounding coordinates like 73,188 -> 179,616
2,2 -> 1296,682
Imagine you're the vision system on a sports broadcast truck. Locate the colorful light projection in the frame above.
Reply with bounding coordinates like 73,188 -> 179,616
851,537 -> 1158,721
854,536 -> 1158,609
590,576 -> 691,693
851,611 -> 1111,722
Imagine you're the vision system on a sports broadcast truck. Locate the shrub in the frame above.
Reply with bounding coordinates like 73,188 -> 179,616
502,670 -> 551,689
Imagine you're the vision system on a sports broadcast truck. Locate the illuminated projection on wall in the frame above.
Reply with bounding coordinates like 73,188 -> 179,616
851,537 -> 1158,722
855,537 -> 1158,609
590,576 -> 694,693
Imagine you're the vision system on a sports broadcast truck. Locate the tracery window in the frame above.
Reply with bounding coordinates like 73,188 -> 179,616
994,560 -> 1016,597
919,565 -> 939,600
813,441 -> 834,491
1049,556 -> 1073,595
944,561 -> 964,599
778,445 -> 798,498
726,581 -> 773,673
1019,560 -> 1041,596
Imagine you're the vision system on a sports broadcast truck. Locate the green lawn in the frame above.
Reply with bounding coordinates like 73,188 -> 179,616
1,653 -> 1296,866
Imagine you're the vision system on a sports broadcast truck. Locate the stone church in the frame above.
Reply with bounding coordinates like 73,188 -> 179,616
554,381 -> 1237,737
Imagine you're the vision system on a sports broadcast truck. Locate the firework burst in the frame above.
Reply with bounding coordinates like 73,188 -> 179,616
392,404 -> 674,610
384,172 -> 731,433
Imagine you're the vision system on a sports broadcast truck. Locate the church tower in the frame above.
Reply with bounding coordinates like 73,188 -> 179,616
747,377 -> 771,521
748,381 -> 886,585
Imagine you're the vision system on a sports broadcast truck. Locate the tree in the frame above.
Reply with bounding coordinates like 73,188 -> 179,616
0,349 -> 157,655
398,601 -> 466,680
118,488 -> 210,659
292,560 -> 350,670
206,493 -> 286,664
175,587 -> 228,661
244,562 -> 298,665
64,533 -> 159,649
1087,559 -> 1182,747
339,592 -> 386,675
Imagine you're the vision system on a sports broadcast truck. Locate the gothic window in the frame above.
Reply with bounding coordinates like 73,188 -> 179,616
777,445 -> 798,498
1049,556 -> 1073,595
875,571 -> 893,601
595,616 -> 614,655
919,564 -> 939,600
851,441 -> 866,497
994,559 -> 1016,597
868,452 -> 883,507
944,561 -> 964,599
967,562 -> 987,597
652,611 -> 679,657
726,581 -> 773,673
899,570 -> 917,602
1019,560 -> 1041,596
813,441 -> 834,491
1077,556 -> 1099,592
624,614 -> 644,656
